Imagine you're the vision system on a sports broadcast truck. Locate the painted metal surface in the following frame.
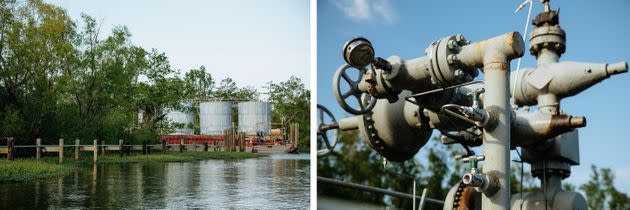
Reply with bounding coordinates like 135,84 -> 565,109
237,101 -> 271,135
199,101 -> 233,135
165,102 -> 194,135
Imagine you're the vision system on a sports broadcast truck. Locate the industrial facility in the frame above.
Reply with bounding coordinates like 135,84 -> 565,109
160,101 -> 299,154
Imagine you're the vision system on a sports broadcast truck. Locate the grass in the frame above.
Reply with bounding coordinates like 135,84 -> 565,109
0,151 -> 262,182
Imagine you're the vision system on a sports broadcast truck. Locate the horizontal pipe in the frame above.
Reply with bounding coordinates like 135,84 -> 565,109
317,176 -> 444,205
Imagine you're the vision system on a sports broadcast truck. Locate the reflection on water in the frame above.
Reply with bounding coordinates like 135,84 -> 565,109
0,154 -> 310,209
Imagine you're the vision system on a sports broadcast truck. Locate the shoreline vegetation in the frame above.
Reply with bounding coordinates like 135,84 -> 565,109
0,152 -> 262,182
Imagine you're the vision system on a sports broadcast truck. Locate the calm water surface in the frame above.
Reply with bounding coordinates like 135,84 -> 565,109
0,154 -> 310,209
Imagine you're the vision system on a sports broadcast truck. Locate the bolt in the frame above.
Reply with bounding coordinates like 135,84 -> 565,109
447,54 -> 458,64
454,69 -> 465,78
455,34 -> 467,45
447,40 -> 460,51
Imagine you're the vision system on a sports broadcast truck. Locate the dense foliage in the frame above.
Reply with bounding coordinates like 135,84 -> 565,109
0,0 -> 309,150
318,132 -> 628,209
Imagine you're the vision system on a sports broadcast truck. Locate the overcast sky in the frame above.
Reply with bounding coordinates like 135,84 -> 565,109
46,0 -> 310,94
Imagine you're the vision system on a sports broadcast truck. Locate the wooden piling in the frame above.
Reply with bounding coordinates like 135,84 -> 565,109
179,138 -> 184,152
7,137 -> 14,161
100,140 -> 105,155
59,138 -> 64,164
160,139 -> 165,153
36,138 -> 42,161
193,140 -> 197,152
75,139 -> 80,160
294,123 -> 299,148
204,141 -> 208,152
142,140 -> 147,155
119,139 -> 124,158
93,139 -> 98,163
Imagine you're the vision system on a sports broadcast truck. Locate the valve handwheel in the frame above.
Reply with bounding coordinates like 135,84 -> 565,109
317,104 -> 339,157
333,64 -> 377,115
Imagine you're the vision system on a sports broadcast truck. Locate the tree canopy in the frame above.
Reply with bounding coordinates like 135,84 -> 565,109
0,0 -> 309,150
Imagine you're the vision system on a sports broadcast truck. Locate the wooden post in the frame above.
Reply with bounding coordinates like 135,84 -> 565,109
59,138 -> 64,164
100,140 -> 105,155
36,138 -> 42,161
75,139 -> 80,160
118,139 -> 124,158
204,141 -> 208,152
142,140 -> 147,155
193,140 -> 197,152
294,123 -> 299,148
161,139 -> 166,153
93,139 -> 98,163
179,138 -> 184,152
7,137 -> 14,161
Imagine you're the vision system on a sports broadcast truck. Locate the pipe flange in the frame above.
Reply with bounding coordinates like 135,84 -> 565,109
425,35 -> 474,87
529,25 -> 566,56
452,181 -> 479,210
532,168 -> 571,179
362,112 -> 414,161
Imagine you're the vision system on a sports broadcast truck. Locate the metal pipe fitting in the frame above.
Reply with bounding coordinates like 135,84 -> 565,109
338,116 -> 360,131
511,61 -> 628,107
462,172 -> 499,196
463,173 -> 484,187
511,110 -> 586,146
457,32 -> 525,70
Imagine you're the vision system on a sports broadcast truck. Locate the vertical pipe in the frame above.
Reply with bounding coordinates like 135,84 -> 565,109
93,139 -> 98,163
419,188 -> 427,210
413,180 -> 416,210
482,63 -> 511,209
36,138 -> 41,161
75,139 -> 80,160
59,138 -> 64,164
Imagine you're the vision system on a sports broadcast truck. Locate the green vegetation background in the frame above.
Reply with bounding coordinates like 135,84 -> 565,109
318,130 -> 630,209
0,0 -> 310,152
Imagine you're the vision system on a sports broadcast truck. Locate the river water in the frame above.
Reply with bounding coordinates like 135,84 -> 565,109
0,154 -> 310,209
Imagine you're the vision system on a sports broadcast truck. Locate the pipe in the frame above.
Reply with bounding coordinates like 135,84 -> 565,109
511,110 -> 586,146
317,176 -> 445,205
338,116 -> 360,131
510,61 -> 628,107
476,31 -> 524,210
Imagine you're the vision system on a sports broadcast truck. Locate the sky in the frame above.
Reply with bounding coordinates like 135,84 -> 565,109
46,0 -> 310,96
317,0 -> 630,193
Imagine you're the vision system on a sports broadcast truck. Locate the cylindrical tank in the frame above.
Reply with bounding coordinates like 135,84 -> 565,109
199,101 -> 233,135
238,101 -> 271,135
165,103 -> 194,135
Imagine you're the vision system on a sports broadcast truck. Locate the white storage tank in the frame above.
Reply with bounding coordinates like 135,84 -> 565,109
238,101 -> 271,135
199,101 -> 233,134
165,103 -> 194,134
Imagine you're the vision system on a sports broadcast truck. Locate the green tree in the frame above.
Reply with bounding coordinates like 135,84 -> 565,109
580,165 -> 630,210
267,76 -> 310,151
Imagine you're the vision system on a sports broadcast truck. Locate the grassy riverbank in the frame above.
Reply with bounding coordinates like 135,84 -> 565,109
0,152 -> 261,182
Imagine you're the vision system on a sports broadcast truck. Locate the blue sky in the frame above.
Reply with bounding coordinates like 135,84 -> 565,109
46,0 -> 310,95
317,0 -> 630,193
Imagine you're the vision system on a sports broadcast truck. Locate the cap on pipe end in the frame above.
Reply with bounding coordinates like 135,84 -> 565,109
607,61 -> 628,76
570,116 -> 587,128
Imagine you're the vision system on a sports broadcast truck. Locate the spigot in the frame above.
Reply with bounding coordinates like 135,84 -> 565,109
467,88 -> 485,109
460,154 -> 484,187
459,154 -> 499,196
461,155 -> 485,174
